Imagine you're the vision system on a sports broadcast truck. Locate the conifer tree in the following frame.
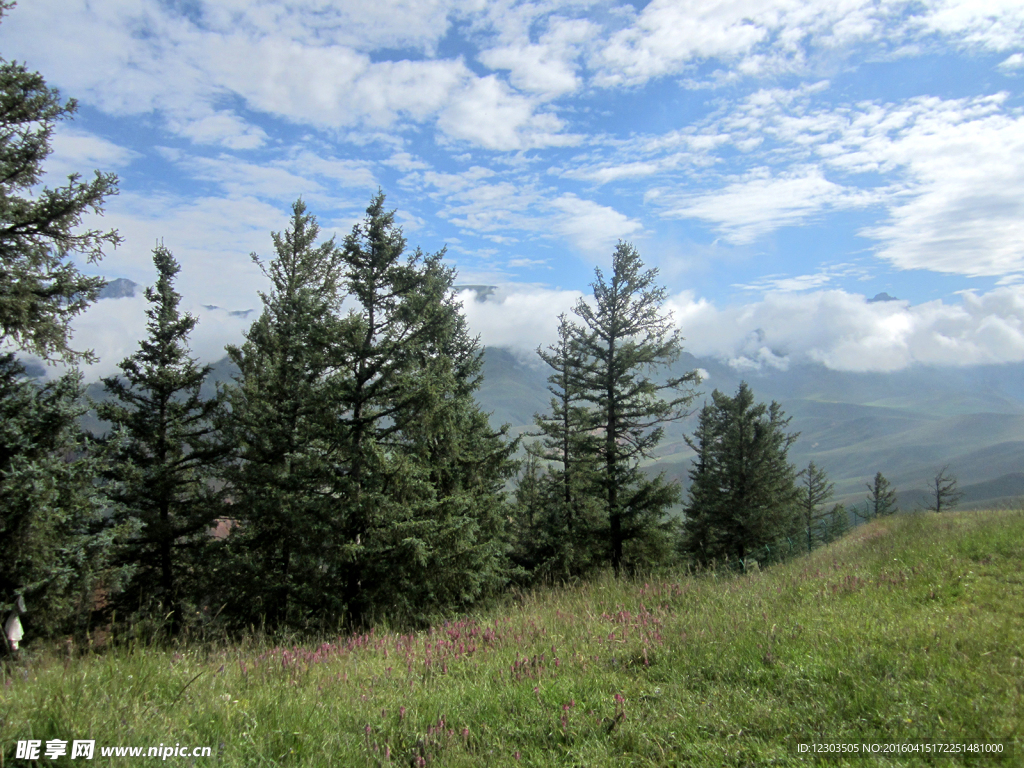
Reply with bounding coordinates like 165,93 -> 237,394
0,1 -> 120,364
682,382 -> 801,565
855,471 -> 898,522
798,461 -> 834,553
96,245 -> 225,630
221,194 -> 515,630
573,242 -> 699,573
332,192 -> 516,626
926,466 -> 963,513
218,200 -> 348,628
523,314 -> 602,578
0,356 -> 128,643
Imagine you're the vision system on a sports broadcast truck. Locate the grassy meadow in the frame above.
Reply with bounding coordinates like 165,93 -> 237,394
2,509 -> 1022,766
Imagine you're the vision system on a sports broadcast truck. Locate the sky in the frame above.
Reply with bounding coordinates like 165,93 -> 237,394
6,0 -> 1024,377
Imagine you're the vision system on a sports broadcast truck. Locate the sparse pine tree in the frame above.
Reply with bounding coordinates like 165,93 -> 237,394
0,1 -> 120,364
927,466 -> 964,513
799,461 -> 834,553
859,471 -> 898,520
96,245 -> 226,631
573,242 -> 699,573
681,382 -> 801,566
523,314 -> 602,579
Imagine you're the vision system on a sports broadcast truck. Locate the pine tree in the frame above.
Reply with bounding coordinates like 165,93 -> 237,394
926,466 -> 963,513
522,314 -> 602,579
681,382 -> 801,565
0,355 -> 129,644
798,461 -> 834,553
0,1 -> 120,363
573,242 -> 698,573
218,200 -> 348,629
679,401 -> 720,562
221,194 -> 516,630
96,245 -> 225,631
332,192 -> 516,626
855,471 -> 898,522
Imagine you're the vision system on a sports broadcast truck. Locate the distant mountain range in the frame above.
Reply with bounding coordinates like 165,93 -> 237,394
477,346 -> 1024,512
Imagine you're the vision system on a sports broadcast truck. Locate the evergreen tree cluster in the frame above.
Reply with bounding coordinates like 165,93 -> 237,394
0,25 -> 516,639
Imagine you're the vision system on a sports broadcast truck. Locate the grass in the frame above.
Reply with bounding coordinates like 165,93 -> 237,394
3,509 -> 1023,766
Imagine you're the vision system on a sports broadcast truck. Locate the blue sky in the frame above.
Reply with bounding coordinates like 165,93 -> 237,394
6,0 -> 1024,376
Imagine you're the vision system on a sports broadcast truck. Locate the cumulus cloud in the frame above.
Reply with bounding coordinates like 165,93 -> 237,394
0,0 -> 577,151
668,286 -> 1024,371
550,194 -> 643,257
457,285 -> 583,351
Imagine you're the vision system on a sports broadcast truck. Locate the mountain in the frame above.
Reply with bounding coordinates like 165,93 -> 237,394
79,343 -> 1024,510
97,278 -> 138,299
473,347 -> 1024,511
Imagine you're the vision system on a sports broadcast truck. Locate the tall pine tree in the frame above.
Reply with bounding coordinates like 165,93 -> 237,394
521,314 -> 602,579
332,192 -> 516,626
0,1 -> 120,364
221,194 -> 515,630
573,242 -> 698,574
96,245 -> 225,631
218,200 -> 348,629
798,461 -> 834,553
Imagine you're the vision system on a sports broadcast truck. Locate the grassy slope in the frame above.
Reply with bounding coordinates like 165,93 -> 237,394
3,511 -> 1022,767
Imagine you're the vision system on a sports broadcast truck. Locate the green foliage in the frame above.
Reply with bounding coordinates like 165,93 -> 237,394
95,245 -> 226,631
0,355 -> 129,641
798,460 -> 833,552
856,471 -> 898,521
218,199 -> 351,629
571,242 -> 698,573
516,315 -> 603,580
0,2 -> 120,363
220,195 -> 515,631
333,192 -> 517,627
682,382 -> 802,565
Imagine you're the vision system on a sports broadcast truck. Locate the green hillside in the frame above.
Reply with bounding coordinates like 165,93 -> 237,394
3,510 -> 1021,766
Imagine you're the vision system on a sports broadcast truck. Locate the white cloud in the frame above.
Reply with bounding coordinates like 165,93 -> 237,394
550,194 -> 643,257
437,76 -> 579,150
0,0 -> 575,151
96,192 -> 279,309
46,127 -> 141,179
458,285 -> 583,350
479,16 -> 598,98
917,0 -> 1024,51
997,52 -> 1024,70
167,110 -> 270,150
668,286 -> 1024,371
661,166 -> 876,244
